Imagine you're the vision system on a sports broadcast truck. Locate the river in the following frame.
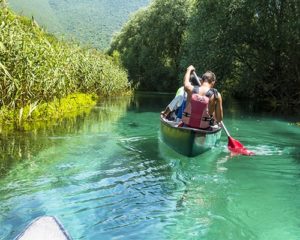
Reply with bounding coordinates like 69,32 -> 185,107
0,93 -> 300,240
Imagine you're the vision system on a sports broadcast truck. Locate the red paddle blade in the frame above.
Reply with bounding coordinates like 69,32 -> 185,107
228,136 -> 254,156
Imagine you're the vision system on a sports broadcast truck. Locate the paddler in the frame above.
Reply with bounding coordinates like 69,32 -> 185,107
182,65 -> 223,129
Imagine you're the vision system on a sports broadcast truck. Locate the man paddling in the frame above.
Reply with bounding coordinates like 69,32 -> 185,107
182,65 -> 223,129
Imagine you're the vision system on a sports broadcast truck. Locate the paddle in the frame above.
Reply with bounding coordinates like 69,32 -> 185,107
192,71 -> 201,86
221,121 -> 254,156
193,70 -> 253,155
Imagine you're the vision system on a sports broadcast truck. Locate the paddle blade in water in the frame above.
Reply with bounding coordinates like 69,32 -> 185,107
228,136 -> 254,156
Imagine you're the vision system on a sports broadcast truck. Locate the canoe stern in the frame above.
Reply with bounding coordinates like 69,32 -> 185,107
160,117 -> 222,157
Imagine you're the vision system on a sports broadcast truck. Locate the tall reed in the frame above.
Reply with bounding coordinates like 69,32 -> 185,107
0,6 -> 130,112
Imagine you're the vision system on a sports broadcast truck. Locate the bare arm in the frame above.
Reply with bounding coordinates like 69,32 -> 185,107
183,65 -> 195,94
215,93 -> 223,123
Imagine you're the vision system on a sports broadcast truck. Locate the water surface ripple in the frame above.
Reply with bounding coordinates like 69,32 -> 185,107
0,95 -> 300,240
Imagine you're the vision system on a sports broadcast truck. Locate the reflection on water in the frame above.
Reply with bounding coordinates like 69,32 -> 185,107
0,93 -> 300,240
0,97 -> 131,177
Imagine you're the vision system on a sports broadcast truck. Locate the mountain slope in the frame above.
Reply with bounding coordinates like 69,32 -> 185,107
8,0 -> 151,49
8,0 -> 62,33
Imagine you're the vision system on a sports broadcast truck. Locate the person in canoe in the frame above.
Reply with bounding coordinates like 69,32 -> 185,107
161,72 -> 201,121
181,65 -> 223,129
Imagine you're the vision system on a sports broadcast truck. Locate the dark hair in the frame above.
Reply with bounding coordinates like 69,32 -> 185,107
202,71 -> 216,83
190,73 -> 201,86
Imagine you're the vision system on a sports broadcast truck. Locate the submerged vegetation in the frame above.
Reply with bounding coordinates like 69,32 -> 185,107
0,93 -> 97,131
110,0 -> 300,109
0,96 -> 131,176
0,2 -> 130,127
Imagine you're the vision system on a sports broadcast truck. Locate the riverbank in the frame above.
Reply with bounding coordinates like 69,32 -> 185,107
0,93 -> 97,131
0,3 -> 131,130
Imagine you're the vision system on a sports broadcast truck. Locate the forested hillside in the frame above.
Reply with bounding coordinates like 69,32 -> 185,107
109,0 -> 300,109
6,0 -> 299,109
8,0 -> 150,49
8,0 -> 62,32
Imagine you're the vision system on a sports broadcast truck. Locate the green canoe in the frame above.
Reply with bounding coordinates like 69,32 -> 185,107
160,115 -> 222,157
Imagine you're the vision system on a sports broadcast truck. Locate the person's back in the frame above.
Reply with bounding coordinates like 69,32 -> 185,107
182,65 -> 223,129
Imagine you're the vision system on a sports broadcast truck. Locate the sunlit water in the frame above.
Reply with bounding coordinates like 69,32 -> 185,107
0,94 -> 300,240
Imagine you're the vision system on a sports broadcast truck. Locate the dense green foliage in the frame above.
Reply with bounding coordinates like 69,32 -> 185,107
183,0 -> 300,107
109,0 -> 190,91
8,0 -> 150,50
0,6 -> 129,111
110,0 -> 300,107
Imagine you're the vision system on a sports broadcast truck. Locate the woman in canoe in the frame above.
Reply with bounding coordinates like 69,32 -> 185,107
161,73 -> 201,121
182,65 -> 223,129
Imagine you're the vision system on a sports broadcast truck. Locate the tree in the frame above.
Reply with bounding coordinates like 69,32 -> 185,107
182,0 -> 300,107
109,0 -> 190,91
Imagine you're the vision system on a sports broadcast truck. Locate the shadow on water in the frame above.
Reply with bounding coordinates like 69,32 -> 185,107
129,91 -> 173,113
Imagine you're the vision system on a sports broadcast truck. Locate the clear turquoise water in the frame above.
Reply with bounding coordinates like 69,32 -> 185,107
0,94 -> 300,240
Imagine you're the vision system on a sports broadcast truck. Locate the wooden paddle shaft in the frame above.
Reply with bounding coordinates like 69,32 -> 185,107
220,121 -> 231,137
192,71 -> 201,86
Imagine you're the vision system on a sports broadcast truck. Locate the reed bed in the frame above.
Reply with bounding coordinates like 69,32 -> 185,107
0,4 -> 130,124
